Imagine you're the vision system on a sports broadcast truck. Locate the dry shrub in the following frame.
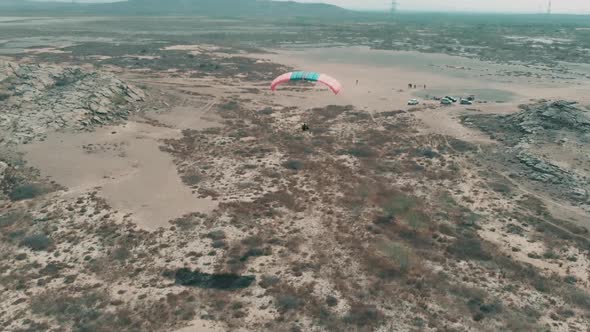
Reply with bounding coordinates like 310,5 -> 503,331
489,181 -> 512,194
369,188 -> 416,215
406,210 -> 429,232
518,195 -> 548,216
562,285 -> 590,310
344,303 -> 384,328
259,275 -> 280,289
341,145 -> 377,159
447,138 -> 477,153
31,290 -> 110,330
20,234 -> 53,251
382,195 -> 416,217
9,183 -> 48,201
503,312 -> 541,331
264,281 -> 345,330
276,294 -> 302,312
180,170 -> 202,186
372,189 -> 433,241
257,190 -> 301,212
169,213 -> 202,231
447,234 -> 491,261
0,89 -> 11,101
226,235 -> 271,273
379,241 -> 413,273
365,239 -> 420,279
0,210 -> 33,238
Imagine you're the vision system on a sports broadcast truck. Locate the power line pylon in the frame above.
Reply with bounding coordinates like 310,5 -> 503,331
390,0 -> 398,19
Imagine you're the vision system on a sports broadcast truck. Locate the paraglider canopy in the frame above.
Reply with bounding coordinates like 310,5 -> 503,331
271,71 -> 342,95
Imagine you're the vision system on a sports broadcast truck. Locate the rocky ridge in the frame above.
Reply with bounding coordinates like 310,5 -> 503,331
462,100 -> 590,208
0,61 -> 144,145
508,100 -> 590,135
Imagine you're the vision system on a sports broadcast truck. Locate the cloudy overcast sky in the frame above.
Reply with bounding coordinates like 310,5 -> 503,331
29,0 -> 590,14
286,0 -> 590,13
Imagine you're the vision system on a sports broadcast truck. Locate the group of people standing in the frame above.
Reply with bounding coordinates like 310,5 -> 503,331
408,83 -> 426,89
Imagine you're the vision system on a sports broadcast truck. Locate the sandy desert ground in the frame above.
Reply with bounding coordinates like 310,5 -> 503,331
1,16 -> 590,332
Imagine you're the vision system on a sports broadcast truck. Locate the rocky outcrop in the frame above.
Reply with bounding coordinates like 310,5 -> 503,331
0,60 -> 144,145
507,102 -> 590,204
516,151 -> 568,183
462,100 -> 590,208
508,100 -> 590,134
516,151 -> 588,202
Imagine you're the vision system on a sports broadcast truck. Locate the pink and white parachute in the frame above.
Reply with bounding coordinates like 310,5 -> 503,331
270,71 -> 342,95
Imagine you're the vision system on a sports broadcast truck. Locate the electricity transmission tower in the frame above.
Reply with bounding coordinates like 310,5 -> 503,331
390,0 -> 398,19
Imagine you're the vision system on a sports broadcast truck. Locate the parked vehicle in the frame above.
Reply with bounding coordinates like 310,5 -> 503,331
444,96 -> 457,102
460,99 -> 473,105
441,98 -> 453,105
408,98 -> 420,105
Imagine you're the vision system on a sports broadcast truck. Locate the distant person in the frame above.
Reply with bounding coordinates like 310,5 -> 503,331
413,84 -> 417,89
302,123 -> 310,131
424,84 -> 427,89
408,83 -> 412,89
356,79 -> 358,85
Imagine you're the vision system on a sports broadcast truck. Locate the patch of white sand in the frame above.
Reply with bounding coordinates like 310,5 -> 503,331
21,121 -> 217,230
147,105 -> 222,130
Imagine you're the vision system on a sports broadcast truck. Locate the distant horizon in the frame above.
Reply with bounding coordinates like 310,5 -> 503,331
20,0 -> 590,15
278,0 -> 590,14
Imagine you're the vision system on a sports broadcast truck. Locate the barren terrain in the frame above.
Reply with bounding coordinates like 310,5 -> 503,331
1,15 -> 590,332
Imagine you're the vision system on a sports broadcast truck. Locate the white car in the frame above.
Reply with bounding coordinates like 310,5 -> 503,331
408,99 -> 420,106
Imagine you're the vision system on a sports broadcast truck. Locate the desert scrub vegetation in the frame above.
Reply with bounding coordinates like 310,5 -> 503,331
0,209 -> 37,246
344,303 -> 385,328
276,294 -> 303,312
340,144 -> 377,158
447,234 -> 491,261
180,169 -> 202,186
447,284 -> 504,322
31,291 -> 111,331
0,89 -> 11,101
283,159 -> 304,171
30,289 -> 197,332
172,268 -> 255,290
222,232 -> 273,273
63,73 -> 588,331
376,240 -> 415,275
1,158 -> 62,201
8,183 -> 47,201
19,233 -> 53,251
373,190 -> 433,237
170,213 -> 207,231
0,209 -> 32,229
381,193 -> 416,217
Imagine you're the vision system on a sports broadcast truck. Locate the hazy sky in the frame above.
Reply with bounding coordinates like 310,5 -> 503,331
281,0 -> 590,13
29,0 -> 590,13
